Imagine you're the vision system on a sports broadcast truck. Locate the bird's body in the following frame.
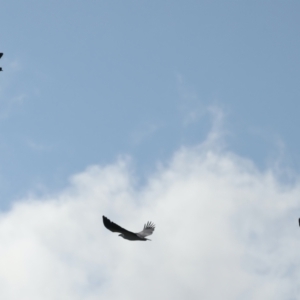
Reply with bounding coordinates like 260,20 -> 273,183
103,216 -> 155,241
0,53 -> 3,71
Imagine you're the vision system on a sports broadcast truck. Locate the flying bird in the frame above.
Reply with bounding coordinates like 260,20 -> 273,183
0,53 -> 3,71
103,216 -> 155,241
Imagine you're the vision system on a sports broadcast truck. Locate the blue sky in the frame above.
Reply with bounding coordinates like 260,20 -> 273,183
0,1 -> 299,205
0,2 -> 300,298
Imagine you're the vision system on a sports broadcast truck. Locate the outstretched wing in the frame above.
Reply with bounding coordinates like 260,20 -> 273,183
102,216 -> 134,235
136,221 -> 155,237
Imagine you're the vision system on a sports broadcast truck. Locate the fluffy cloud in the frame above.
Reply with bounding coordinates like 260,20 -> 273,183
0,139 -> 299,299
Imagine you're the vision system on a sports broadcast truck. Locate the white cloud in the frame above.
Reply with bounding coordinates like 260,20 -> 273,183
0,127 -> 300,299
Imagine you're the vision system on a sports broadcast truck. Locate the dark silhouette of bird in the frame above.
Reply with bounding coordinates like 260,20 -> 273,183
0,53 -> 3,71
103,216 -> 155,241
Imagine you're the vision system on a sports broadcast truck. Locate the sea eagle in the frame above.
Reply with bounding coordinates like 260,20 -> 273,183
103,216 -> 155,241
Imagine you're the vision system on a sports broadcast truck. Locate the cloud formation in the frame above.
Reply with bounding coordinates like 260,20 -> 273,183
0,134 -> 300,299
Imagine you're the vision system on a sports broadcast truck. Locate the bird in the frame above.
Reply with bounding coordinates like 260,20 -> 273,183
0,53 -> 3,71
103,215 -> 155,241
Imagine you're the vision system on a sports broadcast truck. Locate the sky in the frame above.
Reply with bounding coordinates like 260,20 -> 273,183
0,1 -> 300,299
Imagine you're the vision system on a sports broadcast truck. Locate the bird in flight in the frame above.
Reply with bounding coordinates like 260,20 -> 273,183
0,53 -> 3,71
103,216 -> 155,241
